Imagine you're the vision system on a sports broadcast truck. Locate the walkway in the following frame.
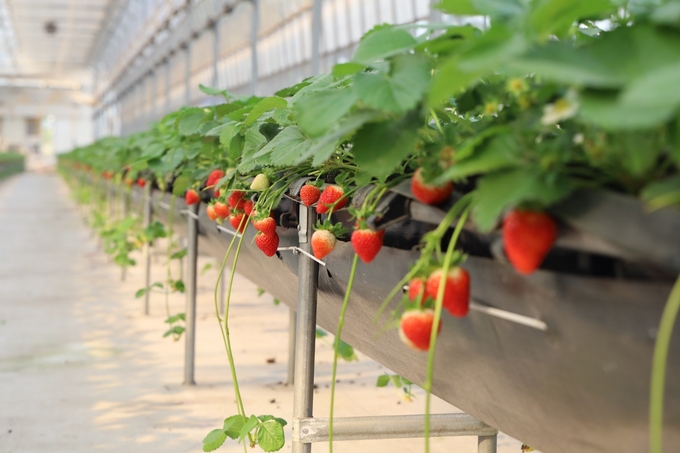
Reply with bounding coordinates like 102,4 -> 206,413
0,173 -> 528,452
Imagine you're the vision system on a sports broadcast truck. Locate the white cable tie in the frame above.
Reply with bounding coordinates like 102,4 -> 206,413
181,209 -> 200,220
216,224 -> 242,238
277,246 -> 326,267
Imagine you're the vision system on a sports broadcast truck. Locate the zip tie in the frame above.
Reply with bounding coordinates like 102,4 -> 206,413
216,224 -> 242,238
180,209 -> 200,220
401,285 -> 548,332
277,246 -> 326,267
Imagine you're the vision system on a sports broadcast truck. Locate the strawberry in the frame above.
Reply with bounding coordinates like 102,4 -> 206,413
185,189 -> 200,205
250,173 -> 270,191
125,177 -> 134,187
206,204 -> 218,221
214,201 -> 230,219
229,213 -> 247,233
137,178 -> 146,188
316,185 -> 347,214
503,209 -> 557,275
243,199 -> 254,217
408,277 -> 426,303
425,267 -> 470,317
351,228 -> 384,263
255,231 -> 279,257
215,217 -> 225,225
214,189 -> 221,198
228,190 -> 246,210
410,168 -> 454,205
206,169 -> 224,187
253,216 -> 276,236
300,184 -> 321,206
399,309 -> 442,351
311,230 -> 337,259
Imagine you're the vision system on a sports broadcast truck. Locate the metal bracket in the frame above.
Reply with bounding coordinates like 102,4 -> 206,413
181,208 -> 200,220
216,224 -> 242,238
277,246 -> 326,267
298,205 -> 309,244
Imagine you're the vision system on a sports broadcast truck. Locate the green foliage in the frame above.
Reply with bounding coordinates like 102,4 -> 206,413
376,373 -> 415,402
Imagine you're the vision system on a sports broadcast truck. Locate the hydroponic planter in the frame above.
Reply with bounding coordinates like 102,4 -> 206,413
128,182 -> 680,453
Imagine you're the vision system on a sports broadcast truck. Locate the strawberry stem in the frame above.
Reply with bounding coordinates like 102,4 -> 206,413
424,201 -> 471,453
329,253 -> 360,453
650,273 -> 680,453
164,194 -> 176,320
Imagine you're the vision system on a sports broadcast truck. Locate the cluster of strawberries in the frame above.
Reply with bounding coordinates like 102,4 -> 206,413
399,168 -> 558,352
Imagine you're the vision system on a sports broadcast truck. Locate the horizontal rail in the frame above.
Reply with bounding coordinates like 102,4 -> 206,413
181,208 -> 200,220
470,300 -> 549,332
216,224 -> 242,238
277,246 -> 326,267
293,413 -> 497,443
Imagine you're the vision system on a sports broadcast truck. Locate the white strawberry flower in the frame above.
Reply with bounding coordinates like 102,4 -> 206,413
541,90 -> 579,125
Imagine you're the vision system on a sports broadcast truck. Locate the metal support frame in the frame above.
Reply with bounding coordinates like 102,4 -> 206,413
311,0 -> 323,75
250,0 -> 260,95
142,183 -> 153,315
212,18 -> 220,94
184,42 -> 192,106
120,187 -> 129,281
287,307 -> 296,385
183,202 -> 199,386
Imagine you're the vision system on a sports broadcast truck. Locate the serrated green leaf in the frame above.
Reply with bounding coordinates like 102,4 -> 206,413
352,115 -> 419,181
238,127 -> 268,172
256,419 -> 285,452
245,97 -> 288,126
376,375 -> 390,387
178,111 -> 209,136
272,108 -> 294,126
354,54 -> 430,113
202,429 -> 228,452
253,126 -> 310,166
239,415 -> 260,442
333,62 -> 365,77
223,414 -> 247,439
172,175 -> 191,196
199,84 -> 230,98
294,88 -> 358,137
353,26 -> 417,64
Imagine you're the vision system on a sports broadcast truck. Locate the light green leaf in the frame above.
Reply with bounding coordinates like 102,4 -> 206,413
170,249 -> 187,260
530,0 -> 614,38
239,415 -> 260,442
439,134 -> 518,181
336,339 -> 357,362
245,97 -> 288,126
253,126 -> 310,166
436,0 -> 480,15
354,54 -> 430,113
333,62 -> 365,77
353,26 -> 417,64
257,415 -> 287,427
376,375 -> 390,387
315,328 -> 328,338
202,429 -> 228,452
621,61 -> 680,110
579,90 -> 677,130
429,56 -> 481,106
178,111 -> 209,136
272,108 -> 294,126
641,175 -> 680,211
256,419 -> 285,452
162,325 -> 185,338
219,122 -> 240,147
172,175 -> 191,196
238,127 -> 268,172
223,415 -> 246,439
294,88 -> 358,137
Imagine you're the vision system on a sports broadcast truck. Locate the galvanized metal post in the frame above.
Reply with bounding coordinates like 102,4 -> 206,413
311,0 -> 322,75
291,205 -> 319,453
142,183 -> 152,315
250,0 -> 260,95
287,308 -> 296,385
183,202 -> 199,386
478,435 -> 498,453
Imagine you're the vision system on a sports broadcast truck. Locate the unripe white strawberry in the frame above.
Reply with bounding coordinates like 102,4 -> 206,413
250,173 -> 270,191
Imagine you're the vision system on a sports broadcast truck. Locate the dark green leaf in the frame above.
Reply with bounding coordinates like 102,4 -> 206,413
253,126 -> 310,166
530,0 -> 614,38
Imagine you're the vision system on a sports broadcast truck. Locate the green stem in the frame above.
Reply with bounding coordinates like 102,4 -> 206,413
164,194 -> 177,319
650,274 -> 680,453
424,204 -> 471,453
329,253 -> 360,453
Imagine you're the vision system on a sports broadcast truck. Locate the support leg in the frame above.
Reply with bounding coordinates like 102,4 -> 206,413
287,308 -> 296,386
292,205 -> 319,453
183,203 -> 199,385
478,435 -> 498,453
142,183 -> 152,315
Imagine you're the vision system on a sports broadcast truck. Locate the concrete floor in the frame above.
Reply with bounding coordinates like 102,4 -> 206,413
0,173 -> 532,453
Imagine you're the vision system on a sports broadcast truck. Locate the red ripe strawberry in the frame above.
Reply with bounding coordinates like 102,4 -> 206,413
399,309 -> 442,352
316,185 -> 347,214
253,216 -> 276,236
351,228 -> 384,263
243,199 -> 254,217
425,267 -> 470,317
255,231 -> 279,257
503,209 -> 557,275
410,168 -> 454,205
206,204 -> 218,221
137,178 -> 146,188
214,201 -> 230,219
185,189 -> 200,205
408,277 -> 426,303
206,169 -> 225,187
229,213 -> 247,233
311,230 -> 336,259
300,184 -> 321,206
228,190 -> 246,210
214,189 -> 221,198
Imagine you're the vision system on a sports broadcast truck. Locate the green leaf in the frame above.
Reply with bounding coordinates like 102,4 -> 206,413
272,108 -> 294,126
353,26 -> 417,64
641,175 -> 680,210
621,61 -> 680,111
436,0 -> 480,15
376,375 -> 390,387
579,89 -> 678,130
336,339 -> 358,362
238,127 -> 268,172
315,328 -> 328,338
199,84 -> 230,98
239,415 -> 260,442
179,111 -> 209,136
439,134 -> 518,181
429,56 -> 482,106
257,415 -> 287,427
352,115 -> 419,182
172,279 -> 185,293
530,0 -> 614,38
256,420 -> 285,452
354,54 -> 430,113
473,169 -> 573,231
245,97 -> 289,126
163,325 -> 185,338
223,415 -> 247,439
202,429 -> 228,452
135,288 -> 147,298
253,126 -> 310,166
294,88 -> 358,137
172,175 -> 191,196
333,62 -> 365,77
171,249 -> 188,260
